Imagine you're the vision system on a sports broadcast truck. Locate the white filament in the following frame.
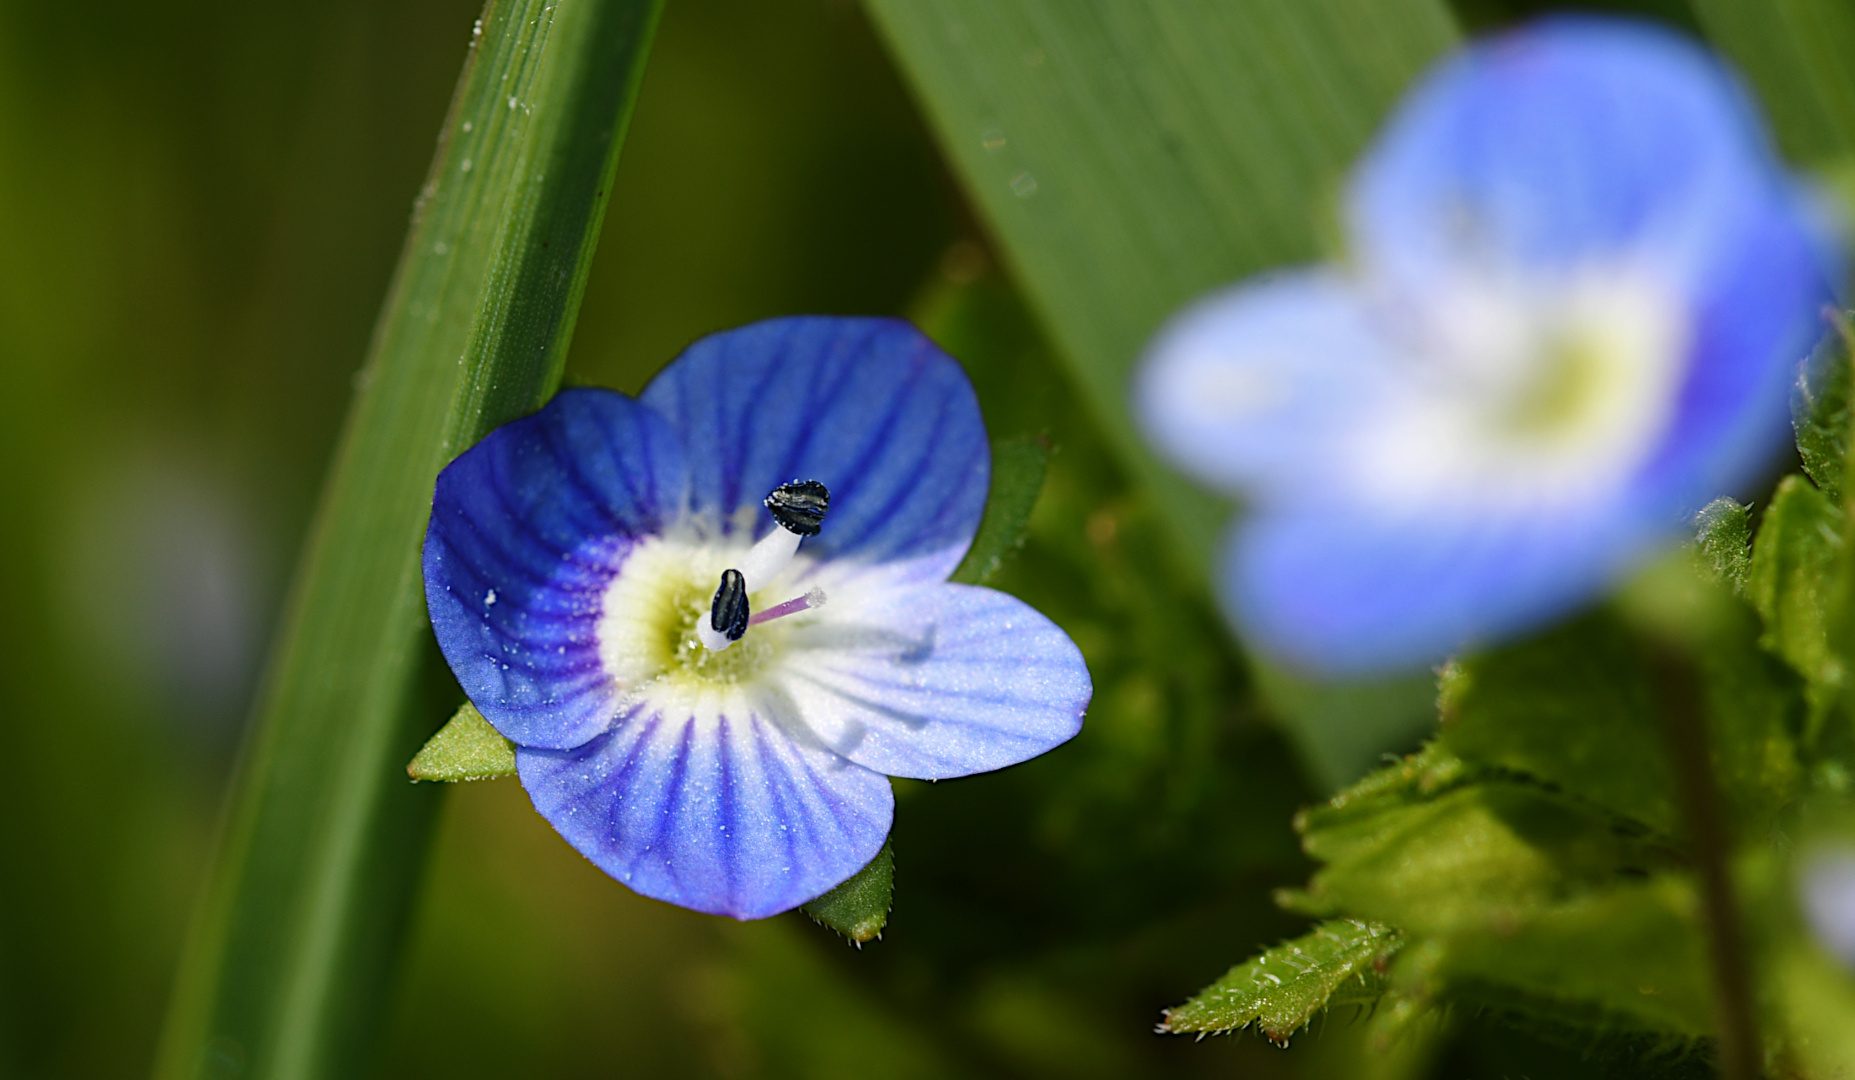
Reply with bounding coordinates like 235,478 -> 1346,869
737,526 -> 802,593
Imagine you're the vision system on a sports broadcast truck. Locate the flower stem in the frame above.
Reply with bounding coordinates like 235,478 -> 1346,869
1649,644 -> 1761,1080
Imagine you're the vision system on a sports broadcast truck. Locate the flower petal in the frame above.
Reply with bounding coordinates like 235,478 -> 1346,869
774,582 -> 1090,780
641,316 -> 988,582
1225,503 -> 1659,675
517,705 -> 894,919
1633,193 -> 1833,510
424,388 -> 689,750
1351,18 -> 1815,296
1134,271 -> 1403,499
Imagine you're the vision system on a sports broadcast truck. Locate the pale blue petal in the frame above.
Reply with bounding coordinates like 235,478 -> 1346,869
424,389 -> 689,750
775,582 -> 1089,780
1226,503 -> 1661,675
1135,271 -> 1403,498
641,316 -> 988,582
517,706 -> 894,920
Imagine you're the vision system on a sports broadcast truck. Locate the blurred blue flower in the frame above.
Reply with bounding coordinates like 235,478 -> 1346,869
424,316 -> 1090,919
1136,18 -> 1837,674
1802,847 -> 1855,968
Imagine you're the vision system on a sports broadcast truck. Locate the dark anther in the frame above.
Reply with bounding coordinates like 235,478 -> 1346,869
765,479 -> 830,536
710,568 -> 750,641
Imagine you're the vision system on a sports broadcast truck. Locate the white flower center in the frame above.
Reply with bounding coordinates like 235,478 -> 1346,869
1353,264 -> 1687,511
595,532 -> 820,700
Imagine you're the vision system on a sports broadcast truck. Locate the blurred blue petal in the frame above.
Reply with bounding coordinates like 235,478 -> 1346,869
1229,504 -> 1658,673
1351,18 -> 1794,292
1134,272 -> 1403,500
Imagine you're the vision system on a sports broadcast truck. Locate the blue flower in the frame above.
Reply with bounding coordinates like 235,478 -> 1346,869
1135,18 -> 1837,674
423,316 -> 1091,919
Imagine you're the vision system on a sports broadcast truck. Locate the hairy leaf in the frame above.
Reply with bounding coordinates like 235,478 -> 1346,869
1293,751 -> 1713,1044
1297,776 -> 1678,935
801,841 -> 895,944
1437,875 -> 1713,1041
1695,497 -> 1753,595
152,3 -> 662,1078
1440,614 -> 1679,837
407,703 -> 516,783
1746,475 -> 1842,749
950,435 -> 1051,586
1794,324 -> 1853,504
1160,920 -> 1399,1043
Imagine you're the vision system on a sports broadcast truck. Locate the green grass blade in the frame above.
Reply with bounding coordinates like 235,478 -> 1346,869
1691,0 -> 1855,164
860,0 -> 1457,567
151,2 -> 661,1078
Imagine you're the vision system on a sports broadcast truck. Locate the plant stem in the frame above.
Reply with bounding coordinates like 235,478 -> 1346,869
1650,644 -> 1762,1080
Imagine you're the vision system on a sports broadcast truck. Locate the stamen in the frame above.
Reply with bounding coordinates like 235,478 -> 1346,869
697,482 -> 833,652
737,527 -> 801,594
748,587 -> 827,627
699,569 -> 749,652
739,480 -> 831,593
766,480 -> 829,536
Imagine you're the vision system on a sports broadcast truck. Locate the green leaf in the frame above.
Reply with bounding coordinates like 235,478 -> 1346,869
1434,875 -> 1713,1042
1159,919 -> 1400,1043
1793,323 -> 1853,504
1689,0 -> 1855,165
860,0 -> 1457,572
1293,751 -> 1713,1041
1439,614 -> 1680,837
950,435 -> 1051,586
152,3 -> 662,1078
406,703 -> 516,783
1296,773 -> 1679,935
1695,497 -> 1753,595
801,841 -> 895,944
1747,475 -> 1845,735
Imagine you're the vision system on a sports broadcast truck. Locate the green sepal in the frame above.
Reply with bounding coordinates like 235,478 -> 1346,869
407,703 -> 517,783
950,434 -> 1050,586
1793,320 -> 1853,504
1158,920 -> 1399,1044
1694,496 -> 1753,595
802,841 -> 894,944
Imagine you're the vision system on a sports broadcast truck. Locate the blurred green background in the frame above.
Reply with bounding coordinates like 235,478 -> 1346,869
0,0 -> 1730,1077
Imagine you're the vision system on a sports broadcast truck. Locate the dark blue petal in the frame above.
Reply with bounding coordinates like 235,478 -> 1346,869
1225,504 -> 1661,674
777,582 -> 1091,780
517,707 -> 894,919
424,388 -> 689,750
641,316 -> 988,580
